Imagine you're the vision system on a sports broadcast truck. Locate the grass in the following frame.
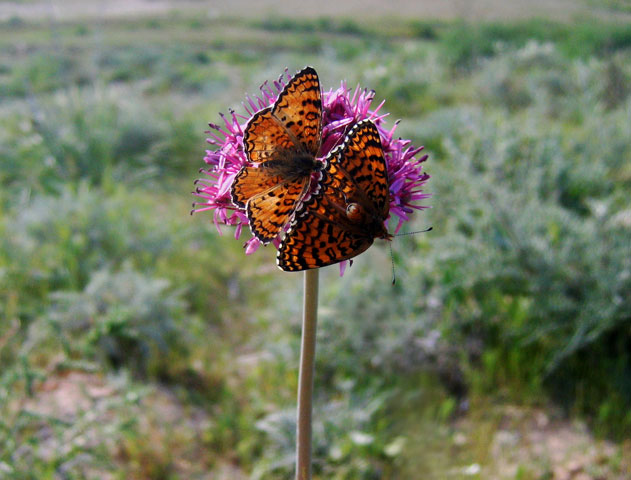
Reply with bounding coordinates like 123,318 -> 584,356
1,9 -> 630,479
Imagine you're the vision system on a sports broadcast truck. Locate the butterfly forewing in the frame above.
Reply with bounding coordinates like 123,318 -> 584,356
335,121 -> 389,214
231,163 -> 284,209
272,66 -> 322,156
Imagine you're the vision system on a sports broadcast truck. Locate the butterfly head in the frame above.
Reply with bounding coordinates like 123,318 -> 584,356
345,202 -> 392,241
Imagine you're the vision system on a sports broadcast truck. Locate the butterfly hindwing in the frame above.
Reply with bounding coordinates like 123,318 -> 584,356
277,194 -> 374,271
246,176 -> 311,243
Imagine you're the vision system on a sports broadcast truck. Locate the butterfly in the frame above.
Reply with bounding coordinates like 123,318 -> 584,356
231,66 -> 323,243
277,119 -> 392,272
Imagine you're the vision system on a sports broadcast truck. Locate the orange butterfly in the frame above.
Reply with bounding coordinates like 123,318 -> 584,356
277,119 -> 392,271
231,67 -> 323,243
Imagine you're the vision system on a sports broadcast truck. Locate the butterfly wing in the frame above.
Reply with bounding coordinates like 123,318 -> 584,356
242,66 -> 321,164
277,120 -> 390,271
271,66 -> 321,157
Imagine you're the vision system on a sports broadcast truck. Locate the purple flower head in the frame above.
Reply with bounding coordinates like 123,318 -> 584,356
192,68 -> 430,272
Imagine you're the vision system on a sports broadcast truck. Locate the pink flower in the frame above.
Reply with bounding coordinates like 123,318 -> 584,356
192,68 -> 430,270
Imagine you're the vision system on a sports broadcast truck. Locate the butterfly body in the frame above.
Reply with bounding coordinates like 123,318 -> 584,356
258,150 -> 322,181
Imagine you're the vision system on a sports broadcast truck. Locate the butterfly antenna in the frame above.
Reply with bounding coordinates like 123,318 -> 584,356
389,242 -> 396,285
389,227 -> 432,285
394,226 -> 433,237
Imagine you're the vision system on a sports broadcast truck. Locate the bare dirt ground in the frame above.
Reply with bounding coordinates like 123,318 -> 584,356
0,0 -> 625,23
25,371 -> 631,479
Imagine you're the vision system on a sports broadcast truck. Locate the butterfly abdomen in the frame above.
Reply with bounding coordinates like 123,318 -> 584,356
262,152 -> 323,179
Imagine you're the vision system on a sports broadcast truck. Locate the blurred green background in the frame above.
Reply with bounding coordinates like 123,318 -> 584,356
1,1 -> 630,478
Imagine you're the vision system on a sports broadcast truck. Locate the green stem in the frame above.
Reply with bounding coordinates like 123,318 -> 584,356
296,268 -> 319,480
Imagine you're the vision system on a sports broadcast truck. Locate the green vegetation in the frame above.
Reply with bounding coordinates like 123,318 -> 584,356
1,10 -> 630,479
